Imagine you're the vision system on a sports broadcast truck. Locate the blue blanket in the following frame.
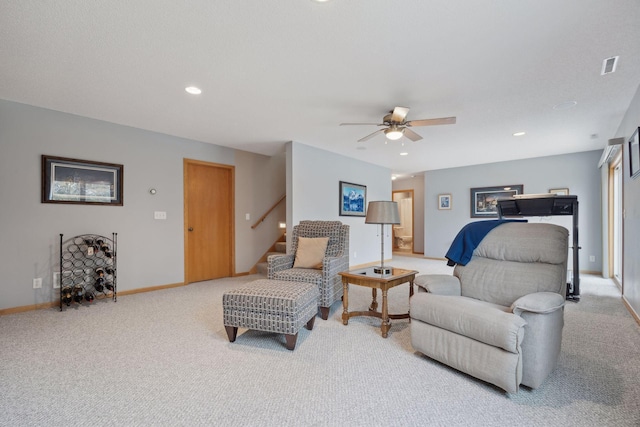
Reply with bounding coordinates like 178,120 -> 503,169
445,219 -> 527,266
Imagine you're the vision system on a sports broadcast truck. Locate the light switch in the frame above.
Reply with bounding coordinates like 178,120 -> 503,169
245,213 -> 250,221
154,211 -> 167,220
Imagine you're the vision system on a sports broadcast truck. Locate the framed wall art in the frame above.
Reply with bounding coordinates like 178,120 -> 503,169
549,188 -> 569,196
629,127 -> 640,178
470,185 -> 523,218
339,181 -> 366,217
438,194 -> 452,210
42,155 -> 124,206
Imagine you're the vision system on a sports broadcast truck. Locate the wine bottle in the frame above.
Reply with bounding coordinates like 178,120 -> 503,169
73,285 -> 84,303
61,286 -> 73,306
85,292 -> 95,303
94,277 -> 105,292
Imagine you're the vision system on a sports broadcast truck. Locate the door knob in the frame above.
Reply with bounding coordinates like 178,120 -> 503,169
188,227 -> 194,232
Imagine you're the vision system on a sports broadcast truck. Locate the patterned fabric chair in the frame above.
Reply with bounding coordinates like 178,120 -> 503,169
268,221 -> 349,320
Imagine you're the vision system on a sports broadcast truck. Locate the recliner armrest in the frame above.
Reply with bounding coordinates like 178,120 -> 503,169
411,293 -> 526,353
414,274 -> 461,295
511,292 -> 565,315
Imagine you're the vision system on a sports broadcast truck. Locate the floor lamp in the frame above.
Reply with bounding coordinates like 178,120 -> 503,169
365,201 -> 400,275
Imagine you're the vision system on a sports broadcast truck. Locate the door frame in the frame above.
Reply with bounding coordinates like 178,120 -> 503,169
183,158 -> 235,284
608,151 -> 623,290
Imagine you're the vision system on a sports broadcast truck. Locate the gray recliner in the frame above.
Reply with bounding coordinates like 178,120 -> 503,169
410,222 -> 569,393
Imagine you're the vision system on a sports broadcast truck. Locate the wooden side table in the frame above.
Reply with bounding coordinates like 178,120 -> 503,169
339,267 -> 417,338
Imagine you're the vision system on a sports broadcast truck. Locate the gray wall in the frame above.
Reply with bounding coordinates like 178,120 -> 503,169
2,95 -> 632,315
424,150 -> 603,274
615,83 -> 640,318
287,142 -> 393,266
234,150 -> 286,272
0,100 -> 283,310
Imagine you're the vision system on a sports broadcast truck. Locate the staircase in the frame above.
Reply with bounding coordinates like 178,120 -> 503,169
253,236 -> 287,276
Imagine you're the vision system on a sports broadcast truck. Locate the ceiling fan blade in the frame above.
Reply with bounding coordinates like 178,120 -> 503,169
390,106 -> 410,123
340,122 -> 383,126
406,116 -> 457,127
358,129 -> 384,142
404,128 -> 423,142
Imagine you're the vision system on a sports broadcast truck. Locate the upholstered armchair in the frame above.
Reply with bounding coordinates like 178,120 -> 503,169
410,222 -> 569,393
268,221 -> 349,320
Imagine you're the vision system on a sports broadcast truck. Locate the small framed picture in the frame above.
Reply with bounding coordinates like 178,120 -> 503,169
438,194 -> 452,210
549,188 -> 569,196
339,181 -> 366,217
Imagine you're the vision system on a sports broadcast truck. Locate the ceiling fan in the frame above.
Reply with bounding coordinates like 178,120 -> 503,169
340,106 -> 456,142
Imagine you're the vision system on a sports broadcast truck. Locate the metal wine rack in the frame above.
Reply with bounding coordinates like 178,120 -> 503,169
59,233 -> 117,311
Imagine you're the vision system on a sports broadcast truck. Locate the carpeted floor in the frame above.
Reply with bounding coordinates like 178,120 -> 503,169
1,256 -> 639,426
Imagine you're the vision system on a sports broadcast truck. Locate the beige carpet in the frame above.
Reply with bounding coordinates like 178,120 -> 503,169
1,257 -> 639,426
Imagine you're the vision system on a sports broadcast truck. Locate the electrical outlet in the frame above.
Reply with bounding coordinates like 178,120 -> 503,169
589,255 -> 595,262
33,278 -> 42,289
353,251 -> 357,258
53,272 -> 60,289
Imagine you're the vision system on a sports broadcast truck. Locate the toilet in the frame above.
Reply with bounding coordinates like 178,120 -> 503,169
398,235 -> 412,248
394,226 -> 412,249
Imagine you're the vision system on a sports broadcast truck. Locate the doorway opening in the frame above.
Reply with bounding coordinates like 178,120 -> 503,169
392,190 -> 414,254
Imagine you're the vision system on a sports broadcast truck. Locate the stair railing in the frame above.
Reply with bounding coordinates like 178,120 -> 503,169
251,194 -> 286,229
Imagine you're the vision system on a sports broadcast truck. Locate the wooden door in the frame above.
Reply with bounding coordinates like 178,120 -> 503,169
184,159 -> 234,283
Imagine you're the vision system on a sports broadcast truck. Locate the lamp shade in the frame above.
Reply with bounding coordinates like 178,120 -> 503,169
365,201 -> 401,224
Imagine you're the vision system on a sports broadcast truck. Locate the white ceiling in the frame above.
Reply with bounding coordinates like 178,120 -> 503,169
2,0 -> 640,178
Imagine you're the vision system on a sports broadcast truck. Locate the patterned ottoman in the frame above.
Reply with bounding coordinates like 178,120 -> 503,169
222,279 -> 319,350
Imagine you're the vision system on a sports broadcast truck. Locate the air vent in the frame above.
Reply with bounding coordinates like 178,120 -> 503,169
601,56 -> 619,75
597,137 -> 624,168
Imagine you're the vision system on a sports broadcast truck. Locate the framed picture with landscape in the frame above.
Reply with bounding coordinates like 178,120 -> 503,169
470,185 -> 523,218
42,155 -> 124,206
339,181 -> 366,217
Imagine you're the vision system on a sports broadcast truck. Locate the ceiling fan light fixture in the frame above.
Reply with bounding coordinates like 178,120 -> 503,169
385,127 -> 404,140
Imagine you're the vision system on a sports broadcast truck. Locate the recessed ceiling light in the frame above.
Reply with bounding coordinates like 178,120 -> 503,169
312,0 -> 332,2
553,101 -> 577,110
513,132 -> 526,137
185,86 -> 202,95
400,152 -> 408,156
